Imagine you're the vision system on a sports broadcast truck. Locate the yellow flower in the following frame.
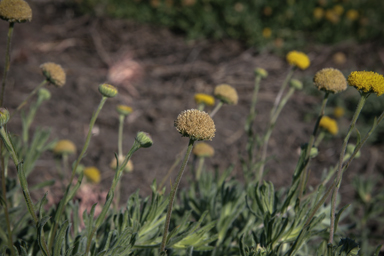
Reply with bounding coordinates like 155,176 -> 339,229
325,10 -> 340,24
313,68 -> 347,94
332,52 -> 347,65
262,27 -> 272,38
348,71 -> 384,96
333,5 -> 344,16
214,84 -> 238,105
0,0 -> 32,23
174,109 -> 216,141
286,51 -> 310,70
193,142 -> 214,158
333,107 -> 345,118
194,93 -> 215,106
40,62 -> 66,88
84,166 -> 101,184
53,140 -> 76,155
313,7 -> 324,20
346,9 -> 359,21
116,105 -> 133,116
319,116 -> 338,135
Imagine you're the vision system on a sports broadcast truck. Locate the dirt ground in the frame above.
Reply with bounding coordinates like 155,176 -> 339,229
2,1 -> 384,214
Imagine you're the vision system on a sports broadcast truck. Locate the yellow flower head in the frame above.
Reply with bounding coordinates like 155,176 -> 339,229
84,166 -> 101,184
174,109 -> 216,141
333,52 -> 347,65
194,93 -> 215,106
0,0 -> 32,23
53,140 -> 76,155
325,9 -> 340,24
346,9 -> 359,21
116,105 -> 133,116
262,27 -> 272,39
99,83 -> 118,98
348,71 -> 384,96
313,7 -> 324,19
333,106 -> 345,118
214,84 -> 238,105
286,51 -> 310,70
319,116 -> 338,135
333,5 -> 344,16
110,156 -> 134,173
313,68 -> 347,94
193,142 -> 214,158
40,62 -> 66,88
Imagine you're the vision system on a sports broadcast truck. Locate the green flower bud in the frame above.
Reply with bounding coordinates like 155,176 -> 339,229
37,88 -> 51,101
135,131 -> 153,148
254,68 -> 268,78
346,144 -> 361,158
290,79 -> 303,90
310,147 -> 318,158
99,83 -> 118,98
0,108 -> 10,126
116,105 -> 133,116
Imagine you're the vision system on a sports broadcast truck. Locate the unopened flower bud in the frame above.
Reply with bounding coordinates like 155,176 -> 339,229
254,68 -> 268,78
37,88 -> 51,101
116,105 -> 133,116
135,131 -> 153,148
99,83 -> 118,98
0,108 -> 10,126
289,79 -> 303,90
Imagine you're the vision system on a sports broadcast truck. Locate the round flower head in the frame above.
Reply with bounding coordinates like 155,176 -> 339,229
313,68 -> 347,94
110,156 -> 134,173
348,71 -> 384,96
254,68 -> 268,78
174,109 -> 215,141
40,62 -> 66,88
289,79 -> 303,90
214,84 -> 238,105
99,83 -> 118,98
0,0 -> 32,23
116,105 -> 133,116
37,88 -> 51,101
194,93 -> 215,106
333,106 -> 345,118
0,108 -> 10,126
193,142 -> 214,158
313,7 -> 324,19
346,9 -> 359,21
135,131 -> 153,148
84,166 -> 101,184
53,140 -> 76,155
286,51 -> 310,70
319,116 -> 338,135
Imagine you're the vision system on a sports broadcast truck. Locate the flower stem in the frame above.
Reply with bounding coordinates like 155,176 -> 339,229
0,22 -> 14,107
13,80 -> 47,116
210,101 -> 223,117
118,114 -> 124,157
270,66 -> 294,118
160,138 -> 195,253
195,157 -> 205,181
328,93 -> 368,244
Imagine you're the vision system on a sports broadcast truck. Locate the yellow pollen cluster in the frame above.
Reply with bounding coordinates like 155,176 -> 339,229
319,116 -> 338,135
348,71 -> 384,96
84,166 -> 101,184
214,84 -> 238,105
286,51 -> 310,70
262,28 -> 272,38
313,68 -> 347,94
194,93 -> 215,106
0,0 -> 32,23
192,142 -> 214,158
40,62 -> 66,88
53,140 -> 76,155
174,109 -> 216,141
313,7 -> 324,19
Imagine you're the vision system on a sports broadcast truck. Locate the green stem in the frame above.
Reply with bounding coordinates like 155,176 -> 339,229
0,126 -> 50,255
22,98 -> 44,144
195,157 -> 205,181
328,93 -> 368,244
13,80 -> 47,117
210,101 -> 223,117
0,22 -> 14,107
314,131 -> 325,148
118,114 -> 124,157
160,139 -> 195,253
48,96 -> 108,251
270,66 -> 294,118
250,76 -> 261,118
258,87 -> 295,183
197,103 -> 205,111
0,142 -> 15,256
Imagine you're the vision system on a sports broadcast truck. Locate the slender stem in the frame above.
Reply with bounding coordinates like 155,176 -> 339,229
328,93 -> 368,244
250,76 -> 261,118
160,139 -> 195,253
195,157 -> 205,181
270,66 -> 294,118
118,115 -> 124,157
0,126 -> 51,255
0,142 -> 15,256
197,103 -> 205,111
48,96 -> 108,251
12,80 -> 47,117
0,22 -> 14,107
209,102 -> 223,117
258,87 -> 295,183
159,150 -> 184,191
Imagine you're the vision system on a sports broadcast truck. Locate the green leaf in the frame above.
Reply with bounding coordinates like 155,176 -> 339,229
31,180 -> 55,190
53,221 -> 70,256
334,204 -> 350,233
37,216 -> 51,256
